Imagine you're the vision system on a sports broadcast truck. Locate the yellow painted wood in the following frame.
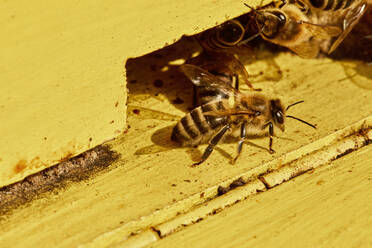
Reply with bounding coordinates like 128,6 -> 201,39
149,125 -> 371,241
150,144 -> 372,248
0,42 -> 370,247
118,230 -> 159,248
0,0 -> 260,187
0,2 -> 371,247
155,179 -> 267,237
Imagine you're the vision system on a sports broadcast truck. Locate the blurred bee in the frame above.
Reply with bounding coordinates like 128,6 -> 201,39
297,0 -> 365,11
190,17 -> 262,106
184,50 -> 258,107
266,0 -> 367,54
172,64 -> 316,165
245,3 -> 343,58
299,0 -> 367,53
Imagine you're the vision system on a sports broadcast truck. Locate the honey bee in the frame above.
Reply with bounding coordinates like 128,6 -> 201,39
246,3 -> 343,58
184,50 -> 258,107
172,64 -> 316,165
297,0 -> 367,53
297,0 -> 366,11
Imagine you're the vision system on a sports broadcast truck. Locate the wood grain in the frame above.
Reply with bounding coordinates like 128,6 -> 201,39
150,144 -> 372,248
0,0 -> 261,187
0,1 -> 371,247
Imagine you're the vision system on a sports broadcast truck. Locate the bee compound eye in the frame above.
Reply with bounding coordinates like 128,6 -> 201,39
276,111 -> 284,124
276,13 -> 286,24
261,11 -> 286,38
269,11 -> 285,24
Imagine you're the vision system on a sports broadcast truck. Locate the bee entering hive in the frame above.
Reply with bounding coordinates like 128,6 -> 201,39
125,1 -> 371,166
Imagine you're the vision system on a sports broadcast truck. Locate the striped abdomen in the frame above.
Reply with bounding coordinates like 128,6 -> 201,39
171,101 -> 229,146
195,81 -> 232,106
308,0 -> 354,10
198,20 -> 245,51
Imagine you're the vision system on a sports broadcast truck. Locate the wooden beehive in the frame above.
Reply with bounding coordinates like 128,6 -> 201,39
0,0 -> 371,247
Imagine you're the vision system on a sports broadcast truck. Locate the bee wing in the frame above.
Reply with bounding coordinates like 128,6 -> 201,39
289,39 -> 320,59
301,21 -> 342,39
128,106 -> 180,121
204,109 -> 256,117
328,2 -> 367,54
180,64 -> 238,95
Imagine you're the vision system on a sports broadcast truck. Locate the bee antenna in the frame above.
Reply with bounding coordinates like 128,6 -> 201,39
238,4 -> 265,46
286,115 -> 317,129
244,3 -> 264,16
296,20 -> 328,28
296,20 -> 310,25
286,100 -> 304,111
238,32 -> 261,45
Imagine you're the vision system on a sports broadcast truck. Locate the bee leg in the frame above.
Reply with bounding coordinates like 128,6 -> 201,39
234,74 -> 239,90
234,61 -> 261,91
232,122 -> 247,164
193,124 -> 231,166
193,85 -> 198,108
279,0 -> 287,8
267,122 -> 276,154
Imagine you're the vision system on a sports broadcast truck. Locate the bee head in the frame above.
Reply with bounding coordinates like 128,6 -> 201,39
256,10 -> 287,39
243,3 -> 286,40
270,99 -> 286,131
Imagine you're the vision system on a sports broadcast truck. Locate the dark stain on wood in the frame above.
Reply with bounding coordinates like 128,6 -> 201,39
0,145 -> 120,217
59,152 -> 74,163
14,160 -> 27,174
153,79 -> 164,88
217,177 -> 247,196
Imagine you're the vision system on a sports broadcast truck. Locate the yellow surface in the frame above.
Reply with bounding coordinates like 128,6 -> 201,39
0,0 -> 256,187
151,144 -> 372,248
0,36 -> 371,247
0,1 -> 372,247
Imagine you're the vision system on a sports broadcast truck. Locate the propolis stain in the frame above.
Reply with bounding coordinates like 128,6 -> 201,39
14,160 -> 27,174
